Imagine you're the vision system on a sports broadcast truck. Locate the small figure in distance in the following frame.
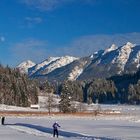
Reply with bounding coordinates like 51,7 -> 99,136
52,121 -> 60,138
1,116 -> 5,125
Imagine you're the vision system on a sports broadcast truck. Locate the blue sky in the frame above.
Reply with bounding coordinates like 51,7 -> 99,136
0,0 -> 140,66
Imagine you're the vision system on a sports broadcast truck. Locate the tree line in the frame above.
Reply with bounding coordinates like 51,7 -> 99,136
0,65 -> 38,107
110,68 -> 140,104
39,69 -> 140,113
1,64 -> 140,112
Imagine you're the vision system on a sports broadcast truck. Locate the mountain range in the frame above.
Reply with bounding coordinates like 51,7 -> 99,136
17,42 -> 140,81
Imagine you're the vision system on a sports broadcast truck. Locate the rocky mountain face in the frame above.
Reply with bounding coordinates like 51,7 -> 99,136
78,42 -> 140,80
17,42 -> 140,81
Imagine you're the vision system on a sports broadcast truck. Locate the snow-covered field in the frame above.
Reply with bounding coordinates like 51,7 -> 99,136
0,104 -> 140,140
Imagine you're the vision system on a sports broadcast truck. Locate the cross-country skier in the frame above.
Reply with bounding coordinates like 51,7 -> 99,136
52,121 -> 60,138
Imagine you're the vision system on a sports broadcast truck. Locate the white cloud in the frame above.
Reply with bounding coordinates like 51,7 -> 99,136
21,0 -> 73,11
24,17 -> 43,28
25,17 -> 42,24
11,33 -> 140,66
49,32 -> 140,57
11,39 -> 48,64
20,0 -> 135,12
20,0 -> 97,11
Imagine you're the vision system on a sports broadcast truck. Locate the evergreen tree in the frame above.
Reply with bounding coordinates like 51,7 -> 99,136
0,65 -> 38,106
59,82 -> 71,113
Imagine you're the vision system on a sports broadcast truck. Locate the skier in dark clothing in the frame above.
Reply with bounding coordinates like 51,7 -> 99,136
1,116 -> 5,125
52,121 -> 60,138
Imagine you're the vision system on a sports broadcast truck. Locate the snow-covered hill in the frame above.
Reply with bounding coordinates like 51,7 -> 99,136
17,42 -> 140,81
78,42 -> 140,80
17,60 -> 36,74
28,56 -> 78,78
111,42 -> 135,71
103,44 -> 118,55
28,57 -> 60,76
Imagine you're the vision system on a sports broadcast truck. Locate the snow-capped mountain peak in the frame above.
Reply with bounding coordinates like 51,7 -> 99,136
125,42 -> 135,48
27,55 -> 79,77
30,57 -> 60,75
17,60 -> 36,74
104,44 -> 117,54
111,42 -> 136,72
17,42 -> 140,81
90,54 -> 94,58
120,42 -> 135,52
41,55 -> 79,75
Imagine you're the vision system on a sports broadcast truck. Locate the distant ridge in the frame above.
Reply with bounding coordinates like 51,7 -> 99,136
17,42 -> 140,81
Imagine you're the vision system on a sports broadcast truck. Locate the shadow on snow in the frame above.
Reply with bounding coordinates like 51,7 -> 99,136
6,123 -> 119,140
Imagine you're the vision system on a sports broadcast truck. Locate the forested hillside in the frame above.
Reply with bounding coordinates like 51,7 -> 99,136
57,70 -> 140,106
110,69 -> 140,104
1,64 -> 140,108
0,65 -> 38,107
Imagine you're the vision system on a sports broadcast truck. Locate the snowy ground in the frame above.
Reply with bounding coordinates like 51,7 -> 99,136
0,104 -> 140,140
